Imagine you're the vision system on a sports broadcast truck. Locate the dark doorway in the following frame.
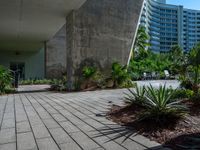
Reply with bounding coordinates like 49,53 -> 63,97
10,62 -> 25,80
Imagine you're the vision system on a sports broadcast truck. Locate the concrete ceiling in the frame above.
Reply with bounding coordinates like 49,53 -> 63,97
0,0 -> 86,51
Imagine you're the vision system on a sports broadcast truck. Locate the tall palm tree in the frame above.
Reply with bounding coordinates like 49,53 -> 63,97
188,43 -> 200,91
169,45 -> 183,61
133,26 -> 150,59
169,45 -> 187,75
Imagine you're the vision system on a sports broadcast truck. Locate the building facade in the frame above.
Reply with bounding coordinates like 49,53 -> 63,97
140,0 -> 200,52
0,0 -> 144,82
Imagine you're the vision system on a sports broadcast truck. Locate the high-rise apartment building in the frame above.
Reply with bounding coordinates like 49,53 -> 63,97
140,0 -> 200,52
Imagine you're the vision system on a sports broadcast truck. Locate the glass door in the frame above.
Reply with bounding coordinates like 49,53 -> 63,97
10,62 -> 25,80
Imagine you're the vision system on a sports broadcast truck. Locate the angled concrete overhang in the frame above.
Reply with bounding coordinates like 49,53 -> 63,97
0,0 -> 86,51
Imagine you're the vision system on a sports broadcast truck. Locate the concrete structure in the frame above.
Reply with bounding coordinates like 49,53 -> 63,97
45,25 -> 67,79
140,0 -> 200,52
0,0 -> 144,86
46,0 -> 144,83
65,0 -> 144,88
0,0 -> 86,80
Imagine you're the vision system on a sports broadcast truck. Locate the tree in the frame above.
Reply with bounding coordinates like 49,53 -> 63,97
133,26 -> 150,59
188,43 -> 200,91
169,45 -> 188,75
169,45 -> 183,61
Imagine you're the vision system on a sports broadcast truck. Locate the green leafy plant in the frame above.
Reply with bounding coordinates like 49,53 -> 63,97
133,26 -> 150,59
20,79 -> 51,85
179,75 -> 193,90
172,89 -> 194,99
129,51 -> 174,80
125,85 -> 146,106
82,66 -> 96,79
142,84 -> 187,122
125,84 -> 188,124
0,66 -> 12,94
91,71 -> 107,89
50,76 -> 67,91
111,62 -> 130,87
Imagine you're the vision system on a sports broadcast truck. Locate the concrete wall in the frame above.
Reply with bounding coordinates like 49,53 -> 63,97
0,49 -> 45,79
45,24 -> 67,79
66,0 -> 144,88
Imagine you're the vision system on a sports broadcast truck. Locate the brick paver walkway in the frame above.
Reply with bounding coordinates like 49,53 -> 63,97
0,89 -> 166,150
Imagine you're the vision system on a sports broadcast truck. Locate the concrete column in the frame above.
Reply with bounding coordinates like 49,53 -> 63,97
45,24 -> 67,79
66,0 -> 144,89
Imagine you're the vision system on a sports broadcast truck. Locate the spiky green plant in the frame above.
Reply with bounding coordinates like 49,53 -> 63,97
125,85 -> 146,106
142,84 -> 187,122
124,84 -> 188,125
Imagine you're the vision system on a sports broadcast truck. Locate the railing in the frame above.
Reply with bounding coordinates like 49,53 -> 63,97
9,69 -> 19,89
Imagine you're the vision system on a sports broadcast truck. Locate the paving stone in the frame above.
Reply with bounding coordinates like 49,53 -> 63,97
43,119 -> 60,129
29,116 -> 43,126
60,121 -> 80,133
37,111 -> 52,119
84,118 -> 105,129
53,105 -> 64,110
59,142 -> 82,150
59,110 -> 74,118
0,128 -> 16,144
17,132 -> 37,150
70,131 -> 100,150
49,128 -> 72,144
1,118 -> 15,129
17,121 -> 31,133
3,113 -> 15,120
73,111 -> 89,119
76,122 -> 95,132
94,148 -> 105,150
15,114 -> 27,123
37,138 -> 59,150
45,108 -> 58,114
93,133 -> 126,150
32,124 -> 50,139
0,142 -> 16,150
115,136 -> 146,150
130,134 -> 161,148
66,115 -> 85,125
52,114 -> 67,122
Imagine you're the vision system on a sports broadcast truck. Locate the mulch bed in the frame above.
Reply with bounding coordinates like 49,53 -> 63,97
107,101 -> 200,150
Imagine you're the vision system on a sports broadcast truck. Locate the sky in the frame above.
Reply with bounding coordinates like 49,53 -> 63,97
167,0 -> 200,10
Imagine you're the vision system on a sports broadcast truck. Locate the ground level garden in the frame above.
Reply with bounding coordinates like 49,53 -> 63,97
1,26 -> 200,149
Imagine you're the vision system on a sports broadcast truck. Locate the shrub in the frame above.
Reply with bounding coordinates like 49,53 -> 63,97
172,89 -> 194,99
50,76 -> 67,91
119,79 -> 136,88
91,71 -> 107,89
82,66 -> 96,79
143,85 -> 187,120
179,76 -> 193,90
0,66 -> 12,94
125,85 -> 146,106
111,62 -> 130,87
125,84 -> 188,124
20,79 -> 51,85
129,72 -> 141,81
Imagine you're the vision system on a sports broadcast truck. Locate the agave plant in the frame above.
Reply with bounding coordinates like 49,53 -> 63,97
142,84 -> 188,122
124,85 -> 146,106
